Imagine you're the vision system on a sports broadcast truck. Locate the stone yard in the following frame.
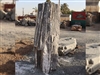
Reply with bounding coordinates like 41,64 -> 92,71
0,21 -> 100,75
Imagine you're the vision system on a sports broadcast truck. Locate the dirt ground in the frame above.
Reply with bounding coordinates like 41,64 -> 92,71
0,21 -> 34,75
0,39 -> 34,75
0,21 -> 100,75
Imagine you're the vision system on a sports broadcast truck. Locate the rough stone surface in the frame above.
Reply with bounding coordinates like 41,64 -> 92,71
86,43 -> 100,74
1,21 -> 100,75
34,2 -> 60,74
15,62 -> 35,75
58,37 -> 77,55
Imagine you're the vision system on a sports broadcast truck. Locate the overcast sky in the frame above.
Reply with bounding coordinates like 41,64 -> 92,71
1,0 -> 86,16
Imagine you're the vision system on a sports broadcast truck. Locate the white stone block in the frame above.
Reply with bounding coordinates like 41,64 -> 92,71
58,37 -> 77,55
86,43 -> 100,74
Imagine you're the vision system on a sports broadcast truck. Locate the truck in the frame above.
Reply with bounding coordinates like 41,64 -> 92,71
71,12 -> 86,29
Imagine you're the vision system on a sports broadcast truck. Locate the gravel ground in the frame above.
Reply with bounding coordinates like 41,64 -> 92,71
0,21 -> 100,47
86,23 -> 100,31
0,21 -> 100,75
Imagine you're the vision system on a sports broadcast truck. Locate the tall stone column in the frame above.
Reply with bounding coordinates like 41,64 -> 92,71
34,2 -> 60,74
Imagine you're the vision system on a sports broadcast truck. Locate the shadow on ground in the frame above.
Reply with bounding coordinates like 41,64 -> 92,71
0,60 -> 15,75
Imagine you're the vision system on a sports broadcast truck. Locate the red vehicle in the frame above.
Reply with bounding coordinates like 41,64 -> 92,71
71,12 -> 86,29
72,12 -> 86,20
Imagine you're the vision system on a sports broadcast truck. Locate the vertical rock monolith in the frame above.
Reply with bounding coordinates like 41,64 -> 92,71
34,2 -> 60,74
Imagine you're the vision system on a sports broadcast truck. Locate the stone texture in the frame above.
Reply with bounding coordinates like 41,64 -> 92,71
71,25 -> 82,31
15,62 -> 35,75
86,43 -> 100,74
34,2 -> 60,74
58,37 -> 77,55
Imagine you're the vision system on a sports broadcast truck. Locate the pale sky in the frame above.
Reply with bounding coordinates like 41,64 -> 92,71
0,0 -> 86,16
16,0 -> 85,16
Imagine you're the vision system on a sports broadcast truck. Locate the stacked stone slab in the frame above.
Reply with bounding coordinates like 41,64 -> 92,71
86,43 -> 100,74
58,37 -> 77,55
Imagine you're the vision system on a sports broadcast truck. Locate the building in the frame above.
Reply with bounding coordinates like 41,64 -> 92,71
86,0 -> 100,23
86,0 -> 99,12
60,14 -> 70,22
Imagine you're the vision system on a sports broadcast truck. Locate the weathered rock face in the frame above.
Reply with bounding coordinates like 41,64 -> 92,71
34,2 -> 60,74
15,62 -> 35,75
86,43 -> 100,74
58,37 -> 77,55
